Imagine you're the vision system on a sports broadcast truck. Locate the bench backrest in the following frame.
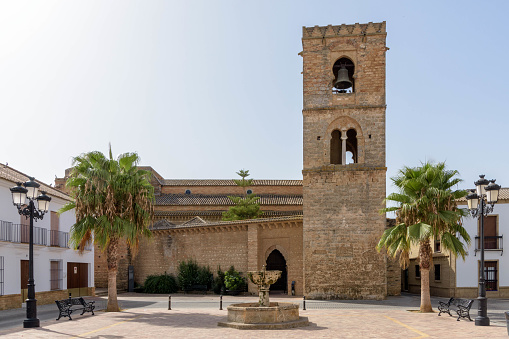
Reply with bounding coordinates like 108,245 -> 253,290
451,298 -> 473,308
55,299 -> 71,310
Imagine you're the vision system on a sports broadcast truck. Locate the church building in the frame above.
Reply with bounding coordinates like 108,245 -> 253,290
57,21 -> 400,299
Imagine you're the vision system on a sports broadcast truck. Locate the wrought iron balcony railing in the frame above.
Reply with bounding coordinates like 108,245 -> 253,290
474,235 -> 503,255
0,220 -> 75,249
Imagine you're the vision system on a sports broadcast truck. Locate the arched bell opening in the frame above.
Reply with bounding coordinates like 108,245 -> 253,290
265,249 -> 287,293
330,129 -> 342,164
332,57 -> 355,93
346,129 -> 358,164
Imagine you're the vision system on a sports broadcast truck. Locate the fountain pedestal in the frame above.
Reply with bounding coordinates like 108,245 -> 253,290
217,266 -> 309,330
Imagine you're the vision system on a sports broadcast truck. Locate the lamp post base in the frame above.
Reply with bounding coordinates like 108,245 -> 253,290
475,296 -> 490,326
475,317 -> 490,326
23,318 -> 40,328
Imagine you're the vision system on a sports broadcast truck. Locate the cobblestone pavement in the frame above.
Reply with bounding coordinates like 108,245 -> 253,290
0,293 -> 507,338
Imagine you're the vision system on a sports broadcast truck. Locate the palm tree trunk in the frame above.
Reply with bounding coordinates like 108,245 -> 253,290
106,237 -> 120,312
420,268 -> 432,312
419,239 -> 433,312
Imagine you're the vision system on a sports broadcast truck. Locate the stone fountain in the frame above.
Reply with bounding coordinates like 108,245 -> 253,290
217,266 -> 309,329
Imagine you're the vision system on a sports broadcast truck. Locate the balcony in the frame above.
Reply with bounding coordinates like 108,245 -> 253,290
474,235 -> 503,256
0,220 -> 79,250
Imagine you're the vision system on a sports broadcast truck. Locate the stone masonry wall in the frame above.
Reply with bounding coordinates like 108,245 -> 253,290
302,22 -> 388,299
131,220 -> 304,295
303,169 -> 387,299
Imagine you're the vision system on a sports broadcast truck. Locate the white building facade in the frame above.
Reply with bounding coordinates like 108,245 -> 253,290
455,190 -> 508,298
0,165 -> 94,310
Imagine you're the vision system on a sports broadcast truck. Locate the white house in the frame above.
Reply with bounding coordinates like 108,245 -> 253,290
455,188 -> 508,298
0,165 -> 94,310
404,187 -> 508,298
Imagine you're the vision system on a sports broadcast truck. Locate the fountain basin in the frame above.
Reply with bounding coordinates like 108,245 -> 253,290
217,302 -> 309,330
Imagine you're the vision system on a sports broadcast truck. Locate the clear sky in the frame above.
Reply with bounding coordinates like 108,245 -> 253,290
1,0 -> 508,193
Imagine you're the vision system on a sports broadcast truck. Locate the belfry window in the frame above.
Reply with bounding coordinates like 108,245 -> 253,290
330,128 -> 358,165
332,58 -> 355,93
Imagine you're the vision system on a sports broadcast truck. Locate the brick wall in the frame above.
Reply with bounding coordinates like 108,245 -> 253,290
0,294 -> 21,310
131,219 -> 304,295
94,241 -> 129,290
161,185 -> 302,196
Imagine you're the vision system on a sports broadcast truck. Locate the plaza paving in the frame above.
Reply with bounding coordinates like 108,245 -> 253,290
0,292 -> 508,338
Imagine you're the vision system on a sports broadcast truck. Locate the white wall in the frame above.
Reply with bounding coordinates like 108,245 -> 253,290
456,202 -> 508,288
0,178 -> 94,296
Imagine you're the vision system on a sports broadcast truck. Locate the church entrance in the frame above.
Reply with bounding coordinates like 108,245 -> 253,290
266,249 -> 287,293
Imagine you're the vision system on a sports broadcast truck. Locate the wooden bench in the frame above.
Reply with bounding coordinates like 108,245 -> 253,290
438,297 -> 474,321
55,296 -> 95,320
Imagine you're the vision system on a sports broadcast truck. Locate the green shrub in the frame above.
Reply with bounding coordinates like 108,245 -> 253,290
224,266 -> 246,291
143,273 -> 178,294
196,265 -> 213,288
213,266 -> 226,294
177,259 -> 200,290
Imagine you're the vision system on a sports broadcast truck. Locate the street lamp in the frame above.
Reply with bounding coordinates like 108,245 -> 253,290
10,178 -> 51,328
466,174 -> 501,327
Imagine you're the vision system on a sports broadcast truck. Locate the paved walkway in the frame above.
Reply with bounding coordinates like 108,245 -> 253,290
0,293 -> 507,338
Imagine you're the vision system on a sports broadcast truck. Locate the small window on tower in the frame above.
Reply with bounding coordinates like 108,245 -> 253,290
332,58 -> 355,94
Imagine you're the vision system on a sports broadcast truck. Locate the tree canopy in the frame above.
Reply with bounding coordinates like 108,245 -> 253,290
60,146 -> 154,311
377,161 -> 469,312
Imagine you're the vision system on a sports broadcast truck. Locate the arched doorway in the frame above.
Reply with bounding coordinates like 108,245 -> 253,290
266,249 -> 287,292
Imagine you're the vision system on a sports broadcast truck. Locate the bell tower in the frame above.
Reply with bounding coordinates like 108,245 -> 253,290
302,22 -> 388,299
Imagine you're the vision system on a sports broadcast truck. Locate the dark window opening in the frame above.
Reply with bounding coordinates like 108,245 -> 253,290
332,57 -> 355,93
246,189 -> 253,195
415,265 -> 420,279
330,130 -> 342,164
434,264 -> 441,281
346,129 -> 357,164
434,239 -> 441,253
330,129 -> 358,165
485,261 -> 498,291
185,189 -> 191,195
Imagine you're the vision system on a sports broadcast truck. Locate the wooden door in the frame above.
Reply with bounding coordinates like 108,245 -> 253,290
20,260 -> 29,301
484,216 -> 497,249
67,262 -> 89,296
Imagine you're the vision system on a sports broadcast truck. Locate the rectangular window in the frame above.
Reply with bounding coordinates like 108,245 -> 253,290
0,256 -> 4,295
415,265 -> 420,278
485,261 -> 498,292
484,216 -> 497,249
434,239 -> 441,253
50,212 -> 60,247
50,260 -> 63,290
20,216 -> 29,244
434,264 -> 441,281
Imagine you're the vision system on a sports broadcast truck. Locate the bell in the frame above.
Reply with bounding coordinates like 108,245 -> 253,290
334,65 -> 352,90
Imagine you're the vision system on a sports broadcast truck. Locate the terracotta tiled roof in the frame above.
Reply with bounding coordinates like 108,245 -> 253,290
155,194 -> 303,206
163,179 -> 302,186
152,215 -> 303,230
457,188 -> 509,202
154,210 -> 303,217
0,164 -> 71,201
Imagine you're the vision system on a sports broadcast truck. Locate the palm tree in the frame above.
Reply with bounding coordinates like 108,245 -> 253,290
59,146 -> 154,311
377,162 -> 469,312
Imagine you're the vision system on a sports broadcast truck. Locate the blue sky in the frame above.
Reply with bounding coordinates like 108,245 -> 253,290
1,0 -> 508,193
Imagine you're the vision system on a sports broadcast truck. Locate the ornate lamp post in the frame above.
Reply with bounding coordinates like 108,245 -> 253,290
10,178 -> 51,328
466,175 -> 501,327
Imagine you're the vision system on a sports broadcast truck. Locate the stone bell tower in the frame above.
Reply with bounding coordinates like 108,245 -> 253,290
302,22 -> 388,299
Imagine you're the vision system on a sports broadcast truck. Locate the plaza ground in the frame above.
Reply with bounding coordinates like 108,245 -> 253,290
0,292 -> 508,338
